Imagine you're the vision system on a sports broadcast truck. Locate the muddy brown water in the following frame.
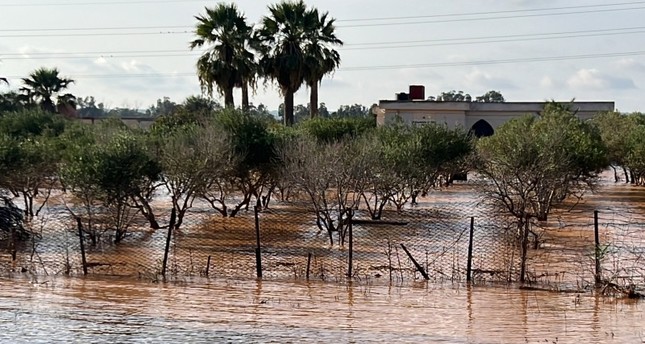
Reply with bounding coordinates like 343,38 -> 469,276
2,172 -> 645,342
0,276 -> 642,343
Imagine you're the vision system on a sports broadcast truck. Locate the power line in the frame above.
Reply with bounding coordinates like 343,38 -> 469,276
0,0 -> 205,6
0,31 -> 191,38
337,0 -> 645,22
2,1 -> 645,35
346,26 -> 645,46
0,25 -> 189,32
6,50 -> 645,79
339,6 -> 645,28
3,25 -> 645,59
341,50 -> 645,71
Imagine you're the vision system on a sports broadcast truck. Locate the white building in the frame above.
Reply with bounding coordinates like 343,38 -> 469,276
375,87 -> 615,136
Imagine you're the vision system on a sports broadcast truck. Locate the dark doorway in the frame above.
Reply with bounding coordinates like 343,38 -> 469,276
452,119 -> 495,182
470,119 -> 495,138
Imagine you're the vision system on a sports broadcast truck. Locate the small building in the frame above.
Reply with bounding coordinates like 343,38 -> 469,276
78,116 -> 155,130
375,85 -> 615,136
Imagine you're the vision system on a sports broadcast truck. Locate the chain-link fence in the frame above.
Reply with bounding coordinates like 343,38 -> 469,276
1,192 -> 644,295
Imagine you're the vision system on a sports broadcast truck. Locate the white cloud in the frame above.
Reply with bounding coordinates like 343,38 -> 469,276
93,57 -> 108,66
567,68 -> 636,90
614,58 -> 645,72
540,76 -> 555,88
463,68 -> 517,90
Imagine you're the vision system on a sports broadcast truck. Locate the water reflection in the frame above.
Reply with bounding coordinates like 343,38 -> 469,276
0,276 -> 642,343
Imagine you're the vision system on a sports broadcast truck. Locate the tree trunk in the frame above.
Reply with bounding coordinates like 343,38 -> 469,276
623,166 -> 630,184
241,80 -> 249,111
284,90 -> 295,126
224,88 -> 235,108
612,165 -> 618,183
519,217 -> 530,283
309,82 -> 319,119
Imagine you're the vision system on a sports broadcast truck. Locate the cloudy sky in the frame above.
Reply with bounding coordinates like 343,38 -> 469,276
1,0 -> 643,112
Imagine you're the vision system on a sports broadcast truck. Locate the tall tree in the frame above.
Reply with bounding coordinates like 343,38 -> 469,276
303,9 -> 342,118
255,0 -> 316,126
476,90 -> 505,103
0,91 -> 28,114
20,67 -> 74,113
434,90 -> 472,102
190,3 -> 255,109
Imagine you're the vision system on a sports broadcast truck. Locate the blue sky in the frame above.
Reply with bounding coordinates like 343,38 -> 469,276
1,0 -> 643,112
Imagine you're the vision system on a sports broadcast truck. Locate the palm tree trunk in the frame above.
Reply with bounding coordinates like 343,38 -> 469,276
224,88 -> 235,108
285,90 -> 295,126
241,80 -> 249,111
42,98 -> 56,113
310,82 -> 319,119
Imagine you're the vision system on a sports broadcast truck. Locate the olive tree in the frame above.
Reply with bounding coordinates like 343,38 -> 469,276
625,123 -> 645,185
358,123 -> 472,218
478,104 -> 607,222
204,109 -> 276,217
154,121 -> 235,228
0,110 -> 67,218
61,121 -> 161,244
592,111 -> 632,182
280,134 -> 366,246
476,103 -> 607,281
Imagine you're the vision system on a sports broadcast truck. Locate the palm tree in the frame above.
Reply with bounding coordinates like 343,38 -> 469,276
255,0 -> 318,126
304,10 -> 343,118
20,67 -> 74,113
0,91 -> 27,113
190,3 -> 256,109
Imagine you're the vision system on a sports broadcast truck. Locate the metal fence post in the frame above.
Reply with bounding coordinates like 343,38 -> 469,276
161,208 -> 176,278
347,209 -> 353,278
76,217 -> 88,276
594,210 -> 602,285
519,217 -> 530,283
255,206 -> 263,279
466,217 -> 474,283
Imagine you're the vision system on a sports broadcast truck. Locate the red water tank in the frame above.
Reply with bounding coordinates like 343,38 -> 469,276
409,85 -> 425,100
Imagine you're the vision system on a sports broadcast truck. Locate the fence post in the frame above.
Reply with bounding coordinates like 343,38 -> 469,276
400,243 -> 430,280
254,206 -> 263,279
306,252 -> 312,281
466,217 -> 474,283
76,217 -> 88,276
161,208 -> 176,278
594,210 -> 602,285
519,217 -> 530,283
347,209 -> 353,278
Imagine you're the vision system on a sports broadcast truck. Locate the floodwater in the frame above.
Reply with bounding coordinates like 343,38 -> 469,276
0,276 -> 642,343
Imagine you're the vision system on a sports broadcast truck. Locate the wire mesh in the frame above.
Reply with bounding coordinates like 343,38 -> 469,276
0,188 -> 644,294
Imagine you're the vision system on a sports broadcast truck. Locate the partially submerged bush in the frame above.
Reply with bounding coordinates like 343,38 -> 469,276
0,196 -> 29,240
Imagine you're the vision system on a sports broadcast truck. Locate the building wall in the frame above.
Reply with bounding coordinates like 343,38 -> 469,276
377,101 -> 615,131
78,117 -> 155,130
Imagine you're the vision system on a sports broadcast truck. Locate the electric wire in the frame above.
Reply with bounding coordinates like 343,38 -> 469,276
5,49 -> 645,79
2,25 -> 645,59
1,1 -> 645,35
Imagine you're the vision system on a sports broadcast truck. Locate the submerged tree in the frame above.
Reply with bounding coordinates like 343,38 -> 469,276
61,121 -> 162,244
0,110 -> 68,218
476,102 -> 607,282
280,134 -> 365,245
